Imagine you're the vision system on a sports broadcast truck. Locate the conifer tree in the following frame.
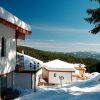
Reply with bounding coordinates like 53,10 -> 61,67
85,0 -> 100,34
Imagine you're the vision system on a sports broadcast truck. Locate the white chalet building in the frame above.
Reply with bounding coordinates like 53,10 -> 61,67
0,7 -> 31,96
37,59 -> 86,85
37,59 -> 76,85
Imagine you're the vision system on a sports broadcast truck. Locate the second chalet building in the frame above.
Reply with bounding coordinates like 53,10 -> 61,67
37,59 -> 86,85
0,7 -> 31,95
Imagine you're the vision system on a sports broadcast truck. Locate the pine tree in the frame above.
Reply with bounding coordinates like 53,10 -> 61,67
85,0 -> 100,34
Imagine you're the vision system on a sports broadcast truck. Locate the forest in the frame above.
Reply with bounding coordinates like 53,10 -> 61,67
17,46 -> 100,73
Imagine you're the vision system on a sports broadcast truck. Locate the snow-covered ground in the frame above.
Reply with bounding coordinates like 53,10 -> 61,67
15,72 -> 100,100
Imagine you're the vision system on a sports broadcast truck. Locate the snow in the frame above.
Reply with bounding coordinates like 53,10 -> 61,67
44,59 -> 75,71
17,52 -> 44,69
15,72 -> 100,100
74,69 -> 80,75
16,54 -> 100,100
0,7 -> 31,31
74,64 -> 85,68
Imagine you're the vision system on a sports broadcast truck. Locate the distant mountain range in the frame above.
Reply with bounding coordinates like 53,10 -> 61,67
17,46 -> 100,72
68,51 -> 100,60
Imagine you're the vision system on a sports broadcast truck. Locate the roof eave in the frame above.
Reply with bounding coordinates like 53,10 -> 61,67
0,17 -> 31,35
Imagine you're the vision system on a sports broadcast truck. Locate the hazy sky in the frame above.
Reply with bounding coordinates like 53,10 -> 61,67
1,0 -> 100,52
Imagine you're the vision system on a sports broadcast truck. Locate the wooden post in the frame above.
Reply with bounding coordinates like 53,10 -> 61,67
59,76 -> 64,88
33,62 -> 36,92
34,72 -> 36,92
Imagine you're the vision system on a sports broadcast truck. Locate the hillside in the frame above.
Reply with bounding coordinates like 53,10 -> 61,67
17,46 -> 100,72
17,46 -> 80,63
68,51 -> 100,60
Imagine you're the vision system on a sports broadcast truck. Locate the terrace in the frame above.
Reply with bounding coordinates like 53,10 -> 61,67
15,53 -> 41,73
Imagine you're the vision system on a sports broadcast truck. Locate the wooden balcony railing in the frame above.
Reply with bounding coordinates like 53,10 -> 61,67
16,54 -> 40,72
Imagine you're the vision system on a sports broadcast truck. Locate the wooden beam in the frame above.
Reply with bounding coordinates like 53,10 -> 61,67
0,18 -> 31,35
48,70 -> 75,72
16,31 -> 25,40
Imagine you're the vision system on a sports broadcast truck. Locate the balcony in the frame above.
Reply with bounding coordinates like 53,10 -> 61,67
15,53 -> 41,73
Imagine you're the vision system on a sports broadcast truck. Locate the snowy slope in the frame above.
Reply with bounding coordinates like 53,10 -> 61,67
67,73 -> 100,92
15,72 -> 100,100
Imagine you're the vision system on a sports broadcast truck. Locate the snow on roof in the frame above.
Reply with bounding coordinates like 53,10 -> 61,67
44,59 -> 75,71
17,52 -> 44,68
0,7 -> 31,31
74,64 -> 85,68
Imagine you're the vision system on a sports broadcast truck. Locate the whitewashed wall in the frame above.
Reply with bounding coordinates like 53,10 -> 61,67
14,73 -> 32,89
49,71 -> 72,84
0,23 -> 16,75
36,68 -> 43,86
72,72 -> 78,82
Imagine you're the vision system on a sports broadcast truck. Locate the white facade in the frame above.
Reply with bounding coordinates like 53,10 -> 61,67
42,59 -> 76,85
0,23 -> 16,75
49,71 -> 72,84
36,67 -> 76,85
14,73 -> 32,89
36,68 -> 43,85
14,73 -> 39,89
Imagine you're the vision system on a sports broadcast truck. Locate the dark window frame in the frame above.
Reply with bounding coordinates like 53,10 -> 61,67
54,73 -> 56,77
1,37 -> 6,57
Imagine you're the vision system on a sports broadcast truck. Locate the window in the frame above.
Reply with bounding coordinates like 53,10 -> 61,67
54,73 -> 56,77
1,37 -> 6,57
